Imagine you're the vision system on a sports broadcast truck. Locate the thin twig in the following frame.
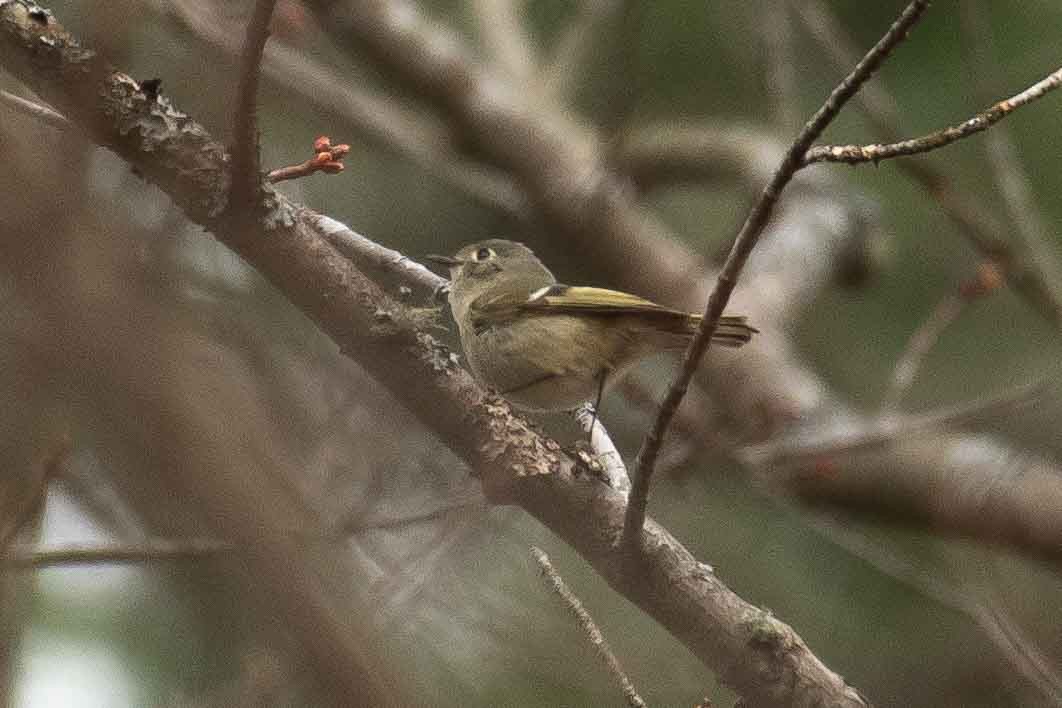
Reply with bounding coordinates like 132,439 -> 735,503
740,378 -> 1048,469
531,546 -> 646,708
6,538 -> 236,568
882,295 -> 964,413
266,135 -> 350,183
882,263 -> 1004,413
228,0 -> 278,215
961,3 -> 1062,322
794,0 -> 1062,328
0,87 -> 68,128
8,501 -> 485,569
803,67 -> 1062,166
624,0 -> 933,545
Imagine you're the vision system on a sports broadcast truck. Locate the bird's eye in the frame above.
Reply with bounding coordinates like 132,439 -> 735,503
474,247 -> 494,261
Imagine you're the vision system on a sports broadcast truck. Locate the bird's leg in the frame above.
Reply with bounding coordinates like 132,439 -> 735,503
587,370 -> 607,446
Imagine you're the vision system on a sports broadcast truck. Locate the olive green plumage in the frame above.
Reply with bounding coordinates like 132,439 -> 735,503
428,239 -> 756,411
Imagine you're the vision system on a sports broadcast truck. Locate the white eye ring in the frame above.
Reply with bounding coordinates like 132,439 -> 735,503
474,247 -> 495,261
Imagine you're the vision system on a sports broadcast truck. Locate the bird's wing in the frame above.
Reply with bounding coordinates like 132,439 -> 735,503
522,285 -> 757,345
522,285 -> 681,317
466,284 -> 674,332
465,289 -> 534,331
471,284 -> 756,345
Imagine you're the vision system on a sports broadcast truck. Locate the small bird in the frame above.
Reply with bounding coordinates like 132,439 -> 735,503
426,239 -> 756,413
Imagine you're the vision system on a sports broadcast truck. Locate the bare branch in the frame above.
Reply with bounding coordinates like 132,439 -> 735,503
228,0 -> 277,214
882,294 -> 966,414
794,0 -> 1062,329
9,501 -> 487,569
625,0 -> 933,544
468,0 -> 536,81
532,546 -> 646,708
803,67 -> 1062,166
0,87 -> 68,128
785,434 -> 1062,565
882,263 -> 1003,413
7,538 -> 234,568
317,0 -> 1062,571
741,380 -> 1048,470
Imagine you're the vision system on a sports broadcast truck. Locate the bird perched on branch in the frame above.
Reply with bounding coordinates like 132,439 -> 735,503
427,239 -> 756,414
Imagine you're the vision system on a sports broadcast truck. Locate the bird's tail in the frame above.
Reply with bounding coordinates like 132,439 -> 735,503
688,314 -> 758,347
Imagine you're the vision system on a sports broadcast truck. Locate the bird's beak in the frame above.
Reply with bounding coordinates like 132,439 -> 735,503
425,254 -> 461,267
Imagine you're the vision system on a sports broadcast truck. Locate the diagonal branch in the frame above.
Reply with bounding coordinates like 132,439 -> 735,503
9,501 -> 485,569
0,87 -> 68,128
624,0 -> 933,543
803,67 -> 1062,166
531,546 -> 646,708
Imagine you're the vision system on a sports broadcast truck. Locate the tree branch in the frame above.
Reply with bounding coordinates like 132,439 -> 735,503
531,546 -> 645,708
8,501 -> 484,569
0,87 -> 68,128
881,263 -> 1002,413
228,0 -> 277,215
793,0 -> 1062,329
625,0 -> 933,543
803,67 -> 1062,166
7,538 -> 234,568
